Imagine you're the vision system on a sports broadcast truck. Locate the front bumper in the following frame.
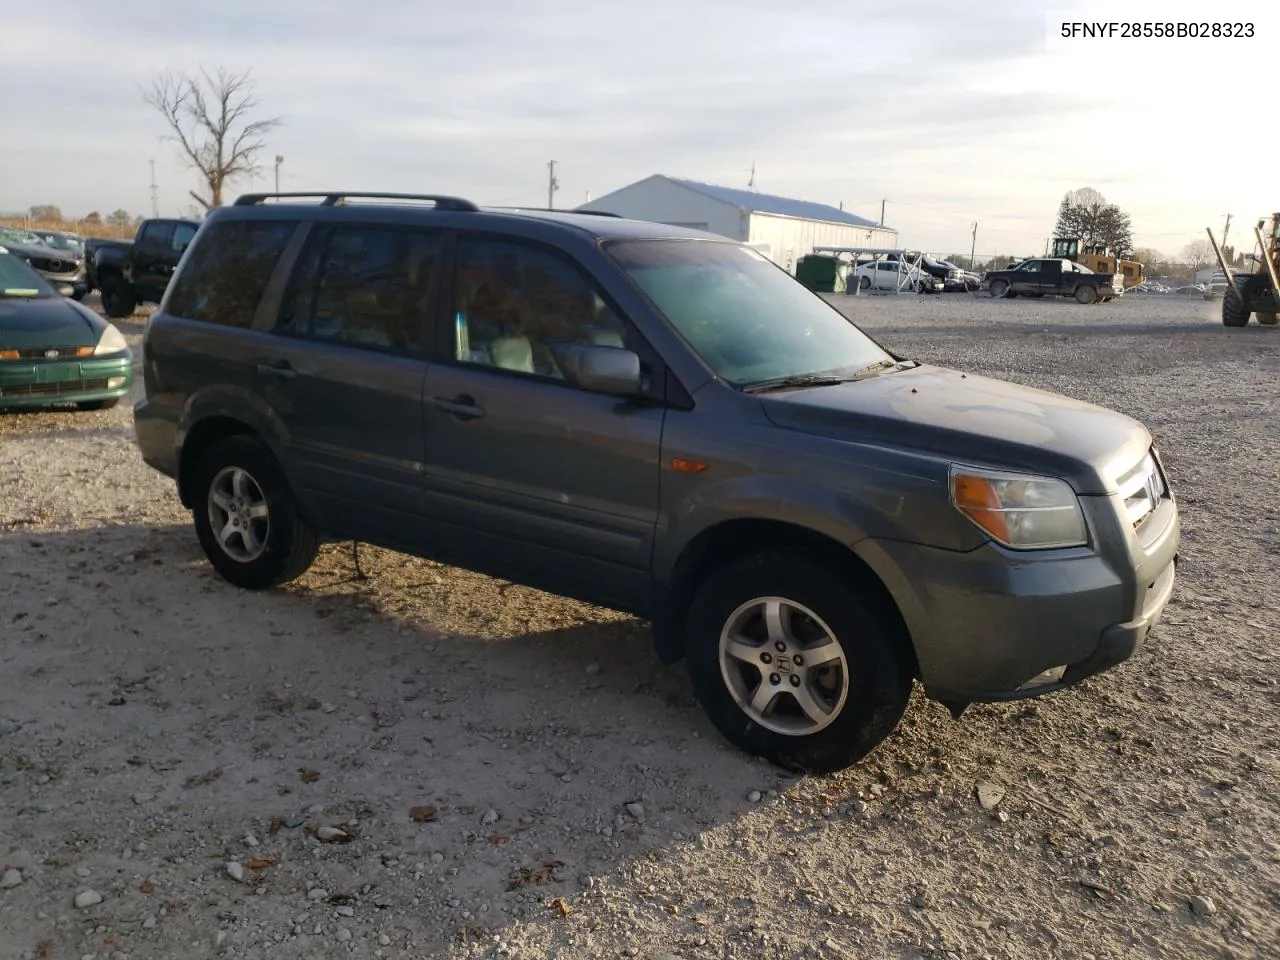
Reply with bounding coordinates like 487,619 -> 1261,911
856,492 -> 1180,705
0,353 -> 133,409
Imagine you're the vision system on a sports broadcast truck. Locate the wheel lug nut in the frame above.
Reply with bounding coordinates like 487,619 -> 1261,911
793,655 -> 803,667
770,674 -> 781,685
760,653 -> 772,664
775,641 -> 786,652
789,675 -> 801,687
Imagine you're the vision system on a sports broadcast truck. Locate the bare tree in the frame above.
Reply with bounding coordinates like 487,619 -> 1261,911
1181,239 -> 1213,268
144,67 -> 282,210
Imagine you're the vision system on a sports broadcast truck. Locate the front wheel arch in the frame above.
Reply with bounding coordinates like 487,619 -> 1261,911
656,518 -> 917,676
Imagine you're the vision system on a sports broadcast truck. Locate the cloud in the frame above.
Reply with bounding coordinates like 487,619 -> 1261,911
0,0 -> 1272,255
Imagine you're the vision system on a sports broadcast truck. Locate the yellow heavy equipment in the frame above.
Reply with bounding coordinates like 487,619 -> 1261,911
1049,237 -> 1145,288
1206,214 -> 1280,326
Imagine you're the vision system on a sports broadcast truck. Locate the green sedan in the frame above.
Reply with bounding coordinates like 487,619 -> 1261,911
1,244 -> 133,411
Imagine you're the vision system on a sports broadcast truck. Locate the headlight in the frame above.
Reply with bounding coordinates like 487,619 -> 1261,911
950,465 -> 1087,549
93,323 -> 129,356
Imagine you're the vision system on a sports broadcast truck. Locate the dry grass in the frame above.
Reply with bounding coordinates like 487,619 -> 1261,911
0,217 -> 134,240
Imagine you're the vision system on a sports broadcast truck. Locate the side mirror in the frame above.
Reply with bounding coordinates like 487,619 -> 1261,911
57,284 -> 75,297
554,343 -> 642,396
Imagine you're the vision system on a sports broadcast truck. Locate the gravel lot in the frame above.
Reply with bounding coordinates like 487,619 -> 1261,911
1,292 -> 1277,960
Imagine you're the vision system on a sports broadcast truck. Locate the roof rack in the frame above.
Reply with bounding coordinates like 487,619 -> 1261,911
232,191 -> 480,211
485,206 -> 621,218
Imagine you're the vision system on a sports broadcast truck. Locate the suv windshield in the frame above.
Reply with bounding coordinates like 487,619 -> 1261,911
0,250 -> 54,298
606,239 -> 891,387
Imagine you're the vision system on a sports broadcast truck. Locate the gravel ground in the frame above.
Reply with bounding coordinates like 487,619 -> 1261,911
1,292 -> 1277,960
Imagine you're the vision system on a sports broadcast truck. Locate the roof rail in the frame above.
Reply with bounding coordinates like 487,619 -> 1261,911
232,191 -> 480,211
485,206 -> 622,218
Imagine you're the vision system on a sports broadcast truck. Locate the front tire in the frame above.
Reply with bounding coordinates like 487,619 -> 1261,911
100,276 -> 136,319
190,436 -> 321,589
989,279 -> 1009,298
858,275 -> 871,291
685,552 -> 913,774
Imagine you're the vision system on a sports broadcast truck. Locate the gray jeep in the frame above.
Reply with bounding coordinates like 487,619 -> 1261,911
134,191 -> 1180,773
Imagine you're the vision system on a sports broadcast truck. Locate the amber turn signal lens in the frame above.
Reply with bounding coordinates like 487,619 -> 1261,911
0,349 -> 18,360
671,458 -> 709,473
951,474 -> 1010,542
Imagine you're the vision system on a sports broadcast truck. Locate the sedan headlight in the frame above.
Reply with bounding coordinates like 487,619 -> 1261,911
93,323 -> 129,356
950,465 -> 1088,549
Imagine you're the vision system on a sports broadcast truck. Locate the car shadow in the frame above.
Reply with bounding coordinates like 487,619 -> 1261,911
2,521 -> 975,955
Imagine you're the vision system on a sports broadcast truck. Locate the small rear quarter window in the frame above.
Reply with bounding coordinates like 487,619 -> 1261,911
165,220 -> 297,328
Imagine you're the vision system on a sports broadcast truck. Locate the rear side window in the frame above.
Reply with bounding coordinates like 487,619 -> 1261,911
137,221 -> 171,246
166,220 -> 297,328
275,226 -> 440,353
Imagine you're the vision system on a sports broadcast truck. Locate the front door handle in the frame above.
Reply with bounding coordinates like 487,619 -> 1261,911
431,394 -> 485,420
256,360 -> 297,380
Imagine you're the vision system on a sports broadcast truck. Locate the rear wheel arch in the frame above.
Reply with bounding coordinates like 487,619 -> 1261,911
178,417 -> 259,508
655,518 -> 918,676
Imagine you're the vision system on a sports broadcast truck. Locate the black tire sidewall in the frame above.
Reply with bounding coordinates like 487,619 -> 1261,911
101,277 -> 135,318
990,280 -> 1008,298
685,553 -> 912,774
191,437 -> 309,589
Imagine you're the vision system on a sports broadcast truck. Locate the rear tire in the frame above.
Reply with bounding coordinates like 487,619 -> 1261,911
190,436 -> 321,590
1074,284 -> 1098,304
685,552 -> 913,774
100,276 -> 136,319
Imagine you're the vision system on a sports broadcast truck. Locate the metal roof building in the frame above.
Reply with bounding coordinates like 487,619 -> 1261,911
576,174 -> 898,274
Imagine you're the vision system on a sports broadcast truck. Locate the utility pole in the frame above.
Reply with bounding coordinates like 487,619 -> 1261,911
748,162 -> 755,189
275,155 -> 283,194
547,160 -> 559,209
1221,213 -> 1232,260
149,159 -> 159,218
880,199 -> 887,226
969,221 -> 978,269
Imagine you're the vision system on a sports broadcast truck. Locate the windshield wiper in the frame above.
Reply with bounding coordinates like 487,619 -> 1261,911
852,358 -> 917,379
741,374 -> 851,394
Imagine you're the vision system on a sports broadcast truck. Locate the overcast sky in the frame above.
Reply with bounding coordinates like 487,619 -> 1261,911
1,0 -> 1272,259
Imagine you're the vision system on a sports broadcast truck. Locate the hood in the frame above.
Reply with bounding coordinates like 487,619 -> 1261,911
0,296 -> 104,349
5,241 -> 83,268
759,364 -> 1151,494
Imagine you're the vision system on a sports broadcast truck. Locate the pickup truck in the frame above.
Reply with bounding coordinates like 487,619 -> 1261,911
88,218 -> 199,318
983,258 -> 1123,304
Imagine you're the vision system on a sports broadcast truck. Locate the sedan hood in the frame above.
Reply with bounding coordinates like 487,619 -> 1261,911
0,296 -> 103,349
760,364 -> 1151,494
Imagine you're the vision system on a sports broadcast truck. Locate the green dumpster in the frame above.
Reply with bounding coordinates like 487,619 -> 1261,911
795,255 -> 846,293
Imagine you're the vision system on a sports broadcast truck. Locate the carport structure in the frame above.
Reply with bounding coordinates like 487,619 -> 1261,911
810,246 -> 925,295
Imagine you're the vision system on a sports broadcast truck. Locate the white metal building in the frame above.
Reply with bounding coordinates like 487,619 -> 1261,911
576,175 -> 898,274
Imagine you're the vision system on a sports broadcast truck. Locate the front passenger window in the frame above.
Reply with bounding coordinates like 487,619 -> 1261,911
452,236 -> 628,382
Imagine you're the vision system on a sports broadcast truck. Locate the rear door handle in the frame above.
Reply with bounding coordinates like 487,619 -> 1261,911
256,360 -> 297,380
431,394 -> 485,420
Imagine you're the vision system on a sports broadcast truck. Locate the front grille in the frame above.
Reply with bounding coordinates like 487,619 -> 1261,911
1116,450 -> 1167,527
29,258 -> 80,273
0,378 -> 111,398
6,347 -> 93,360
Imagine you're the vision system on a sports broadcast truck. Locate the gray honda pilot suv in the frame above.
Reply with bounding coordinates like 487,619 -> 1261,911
134,191 -> 1180,773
